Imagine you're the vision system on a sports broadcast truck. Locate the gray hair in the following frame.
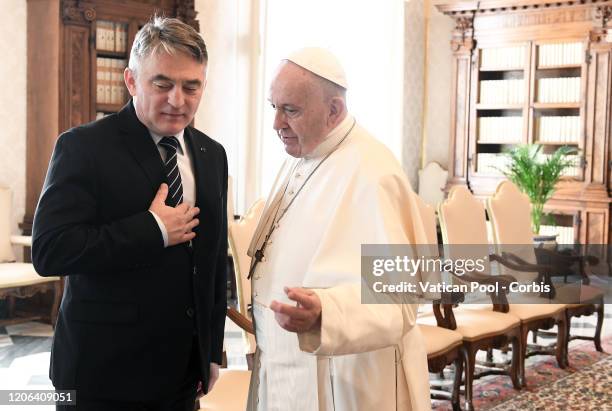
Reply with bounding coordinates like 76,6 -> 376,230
128,16 -> 207,72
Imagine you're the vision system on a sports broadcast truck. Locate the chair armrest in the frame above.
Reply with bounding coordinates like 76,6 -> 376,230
227,307 -> 255,335
491,252 -> 554,273
10,235 -> 32,247
535,246 -> 599,266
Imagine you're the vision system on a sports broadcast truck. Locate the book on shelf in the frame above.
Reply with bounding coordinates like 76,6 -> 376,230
480,45 -> 526,70
537,153 -> 581,177
537,77 -> 580,103
95,57 -> 128,105
536,116 -> 580,143
96,20 -> 128,52
477,153 -> 511,175
478,116 -> 522,143
479,79 -> 524,105
538,42 -> 582,67
477,152 -> 580,177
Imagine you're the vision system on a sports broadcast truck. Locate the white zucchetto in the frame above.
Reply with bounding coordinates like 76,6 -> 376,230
284,47 -> 348,89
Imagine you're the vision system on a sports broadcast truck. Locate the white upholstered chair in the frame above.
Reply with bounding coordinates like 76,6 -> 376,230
487,181 -> 603,367
414,194 -> 464,411
427,185 -> 523,410
418,162 -> 448,209
198,199 -> 265,411
228,199 -> 265,356
0,186 -> 61,325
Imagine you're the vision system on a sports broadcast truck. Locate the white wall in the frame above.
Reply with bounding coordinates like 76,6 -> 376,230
404,0 -> 426,189
423,0 -> 454,170
0,0 -> 27,251
194,0 -> 261,213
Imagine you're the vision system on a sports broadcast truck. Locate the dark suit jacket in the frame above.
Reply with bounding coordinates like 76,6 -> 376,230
32,101 -> 227,401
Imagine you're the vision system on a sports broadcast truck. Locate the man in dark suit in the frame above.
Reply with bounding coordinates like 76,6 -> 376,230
32,16 -> 227,410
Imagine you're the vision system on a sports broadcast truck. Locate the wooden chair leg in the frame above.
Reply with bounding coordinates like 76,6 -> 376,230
451,352 -> 463,411
486,347 -> 493,363
7,296 -> 15,318
462,346 -> 475,411
516,328 -> 527,388
565,309 -> 572,366
556,315 -> 568,369
532,330 -> 538,344
594,303 -> 604,352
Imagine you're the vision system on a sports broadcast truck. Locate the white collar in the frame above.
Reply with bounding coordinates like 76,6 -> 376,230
149,129 -> 187,155
304,114 -> 354,160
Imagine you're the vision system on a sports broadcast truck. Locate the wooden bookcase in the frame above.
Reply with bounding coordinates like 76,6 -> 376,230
23,0 -> 198,235
435,0 -> 612,245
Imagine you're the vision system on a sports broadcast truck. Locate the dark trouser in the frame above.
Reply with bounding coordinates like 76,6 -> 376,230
57,338 -> 200,411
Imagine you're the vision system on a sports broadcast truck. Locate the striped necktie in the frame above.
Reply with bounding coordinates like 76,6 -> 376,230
159,136 -> 183,207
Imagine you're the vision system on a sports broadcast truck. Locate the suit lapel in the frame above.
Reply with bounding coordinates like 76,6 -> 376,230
118,101 -> 166,192
184,128 -> 217,215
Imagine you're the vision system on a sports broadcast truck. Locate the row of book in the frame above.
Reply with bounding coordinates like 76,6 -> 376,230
541,153 -> 581,177
96,58 -> 128,105
477,153 -> 581,177
538,42 -> 582,67
478,117 -> 523,143
536,116 -> 581,143
480,46 -> 526,70
480,79 -> 525,105
539,224 -> 575,244
537,77 -> 580,103
96,20 -> 128,52
477,153 -> 511,175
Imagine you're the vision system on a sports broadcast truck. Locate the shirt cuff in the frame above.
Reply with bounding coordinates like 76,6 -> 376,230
149,210 -> 169,247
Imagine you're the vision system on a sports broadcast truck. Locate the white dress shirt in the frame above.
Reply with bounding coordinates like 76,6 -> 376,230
148,129 -> 196,247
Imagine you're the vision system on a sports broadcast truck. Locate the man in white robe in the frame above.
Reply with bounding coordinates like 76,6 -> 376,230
246,48 -> 431,411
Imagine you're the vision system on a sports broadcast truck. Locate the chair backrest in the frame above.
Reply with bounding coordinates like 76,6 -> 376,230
438,186 -> 489,245
413,193 -> 442,308
414,193 -> 438,247
486,180 -> 538,267
229,199 -> 265,314
0,187 -> 16,263
228,199 -> 265,354
438,186 -> 492,278
418,162 -> 448,208
487,180 -> 534,245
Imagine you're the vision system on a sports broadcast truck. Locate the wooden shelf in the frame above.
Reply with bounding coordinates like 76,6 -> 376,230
533,140 -> 580,146
96,50 -> 128,59
477,141 -> 522,145
537,64 -> 582,70
437,1 -> 611,244
480,67 -> 524,72
476,103 -> 524,110
97,103 -> 125,113
533,102 -> 580,109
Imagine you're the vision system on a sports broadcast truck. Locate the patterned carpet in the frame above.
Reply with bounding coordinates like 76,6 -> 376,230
490,355 -> 612,410
433,335 -> 612,410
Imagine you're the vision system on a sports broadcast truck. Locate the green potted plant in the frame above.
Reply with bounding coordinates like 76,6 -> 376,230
501,144 -> 578,236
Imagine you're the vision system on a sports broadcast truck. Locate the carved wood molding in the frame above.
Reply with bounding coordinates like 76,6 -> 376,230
176,0 -> 199,31
0,282 -> 58,300
436,0 -> 612,16
61,0 -> 96,25
596,4 -> 612,25
451,16 -> 476,52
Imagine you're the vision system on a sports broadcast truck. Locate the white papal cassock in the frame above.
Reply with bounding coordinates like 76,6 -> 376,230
246,114 -> 431,411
